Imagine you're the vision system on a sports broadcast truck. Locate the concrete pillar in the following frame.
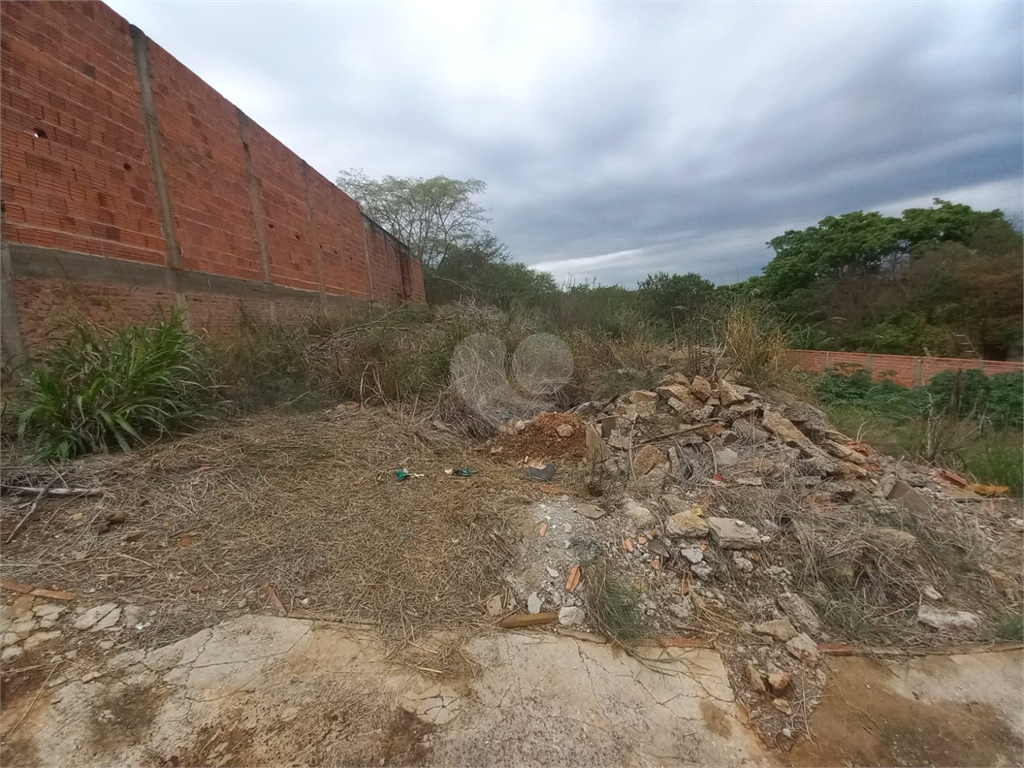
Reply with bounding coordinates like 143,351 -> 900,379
1,238 -> 28,373
236,108 -> 276,322
913,357 -> 923,387
301,162 -> 327,315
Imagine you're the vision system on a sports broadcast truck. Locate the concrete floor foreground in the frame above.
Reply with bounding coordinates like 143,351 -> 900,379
1,614 -> 1021,767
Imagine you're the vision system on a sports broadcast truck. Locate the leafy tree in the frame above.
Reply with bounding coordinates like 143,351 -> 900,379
337,170 -> 489,271
637,272 -> 716,326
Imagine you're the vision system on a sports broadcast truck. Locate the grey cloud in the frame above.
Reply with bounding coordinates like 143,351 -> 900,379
108,0 -> 1023,288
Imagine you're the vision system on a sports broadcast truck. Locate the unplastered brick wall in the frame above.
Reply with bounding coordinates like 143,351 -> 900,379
789,349 -> 1024,388
1,0 -> 422,361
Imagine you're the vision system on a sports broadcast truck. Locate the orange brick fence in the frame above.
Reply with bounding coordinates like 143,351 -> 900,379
789,349 -> 1024,388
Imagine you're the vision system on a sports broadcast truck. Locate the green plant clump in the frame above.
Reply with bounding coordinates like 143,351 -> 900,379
17,313 -> 217,460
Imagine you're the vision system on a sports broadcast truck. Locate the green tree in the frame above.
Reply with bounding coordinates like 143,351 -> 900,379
337,170 -> 489,271
637,272 -> 716,326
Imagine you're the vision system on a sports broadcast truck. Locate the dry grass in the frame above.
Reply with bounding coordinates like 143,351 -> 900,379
1,407 -> 528,651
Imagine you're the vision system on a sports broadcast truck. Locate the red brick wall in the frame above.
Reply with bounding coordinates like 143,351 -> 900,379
789,349 -> 1023,387
1,0 -> 423,356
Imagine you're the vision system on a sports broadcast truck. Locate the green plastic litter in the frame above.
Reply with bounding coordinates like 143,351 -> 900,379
453,468 -> 473,477
395,469 -> 409,482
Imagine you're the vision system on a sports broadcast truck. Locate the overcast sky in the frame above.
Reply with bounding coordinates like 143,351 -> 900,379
108,0 -> 1023,287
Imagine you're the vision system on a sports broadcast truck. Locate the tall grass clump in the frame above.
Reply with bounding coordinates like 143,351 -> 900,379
16,313 -> 217,459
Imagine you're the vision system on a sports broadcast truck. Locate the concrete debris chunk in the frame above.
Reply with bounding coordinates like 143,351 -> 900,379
754,618 -> 798,642
706,517 -> 761,549
666,510 -> 709,539
689,376 -> 713,401
785,633 -> 820,665
633,445 -> 667,476
74,603 -> 119,631
777,592 -> 821,634
917,605 -> 979,631
557,606 -> 585,626
745,663 -> 767,693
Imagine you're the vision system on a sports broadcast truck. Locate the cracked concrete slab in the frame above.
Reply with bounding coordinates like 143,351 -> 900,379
0,614 -> 769,767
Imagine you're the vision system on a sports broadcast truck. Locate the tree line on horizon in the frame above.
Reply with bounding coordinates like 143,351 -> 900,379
337,169 -> 1023,361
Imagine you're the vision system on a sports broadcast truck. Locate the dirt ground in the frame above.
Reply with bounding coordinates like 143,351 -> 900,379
2,403 -> 1023,766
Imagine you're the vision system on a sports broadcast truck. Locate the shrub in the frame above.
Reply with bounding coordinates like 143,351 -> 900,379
16,313 -> 216,459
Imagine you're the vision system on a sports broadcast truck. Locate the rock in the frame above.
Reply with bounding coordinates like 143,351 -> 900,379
558,606 -> 585,627
772,698 -> 792,715
124,530 -> 145,543
823,441 -> 867,466
678,546 -> 704,564
767,671 -> 791,694
546,566 -> 559,579
555,424 -> 575,438
121,604 -> 144,629
105,510 -> 127,525
754,618 -> 798,642
689,376 -> 713,401
691,563 -> 714,581
11,619 -> 36,635
714,448 -> 740,468
1,632 -> 18,647
633,445 -> 667,476
32,603 -> 67,620
874,473 -> 898,499
732,553 -> 754,573
733,420 -> 770,444
81,671 -> 101,683
665,397 -> 687,415
706,517 -> 761,549
917,605 -> 979,631
98,640 -> 115,651
527,593 -> 542,614
745,663 -> 767,694
717,379 -> 746,406
830,561 -> 856,588
761,409 -> 817,455
922,585 -> 942,601
563,524 -> 572,534
629,389 -> 658,404
668,599 -> 692,620
782,727 -> 793,739
574,503 -> 607,520
607,430 -> 632,450
666,511 -> 709,539
23,630 -> 62,650
93,607 -> 121,631
777,593 -> 821,634
74,603 -> 119,631
656,383 -> 692,402
622,498 -> 655,527
585,425 -> 611,462
870,527 -> 918,558
887,480 -> 930,516
2,645 -> 24,661
785,633 -> 820,665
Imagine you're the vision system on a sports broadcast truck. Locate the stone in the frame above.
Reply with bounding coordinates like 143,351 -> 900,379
121,604 -> 145,629
557,606 -> 585,627
772,698 -> 792,715
633,445 -> 667,476
546,566 -> 559,579
745,663 -> 766,694
23,630 -> 62,650
1,632 -> 19,647
785,633 -> 820,665
717,379 -> 746,406
93,607 -> 122,631
666,511 -> 709,539
733,420 -> 770,444
888,480 -> 930,516
917,606 -> 979,631
782,727 -> 793,739
668,599 -> 692,620
2,645 -> 24,661
678,546 -> 704,564
585,425 -> 611,463
574,503 -> 606,520
555,424 -> 575,438
689,376 -> 713,401
666,397 -> 687,415
691,563 -> 714,581
714,448 -> 740,468
608,430 -> 632,450
622,498 -> 655,527
706,517 -> 761,549
81,671 -> 101,683
32,603 -> 67,620
754,618 -> 798,642
874,473 -> 898,499
98,640 -> 115,651
656,384 -> 691,402
761,409 -> 816,454
824,441 -> 867,466
777,593 -> 821,634
628,389 -> 658,403
10,619 -> 36,635
767,671 -> 791,694
870,527 -> 919,558
922,585 -> 942,601
527,593 -> 542,614
105,510 -> 127,525
731,553 -> 754,573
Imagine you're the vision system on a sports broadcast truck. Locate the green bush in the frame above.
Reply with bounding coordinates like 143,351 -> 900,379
17,314 -> 217,459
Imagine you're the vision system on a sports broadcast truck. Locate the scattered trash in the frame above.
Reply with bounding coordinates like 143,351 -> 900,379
524,462 -> 555,481
445,468 -> 473,477
395,469 -> 409,482
539,523 -> 548,537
